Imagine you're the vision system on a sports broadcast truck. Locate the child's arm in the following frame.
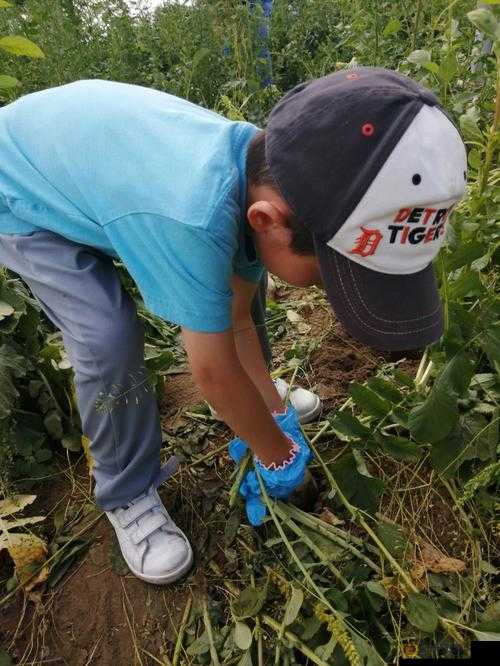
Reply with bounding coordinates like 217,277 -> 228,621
231,274 -> 285,414
182,326 -> 291,467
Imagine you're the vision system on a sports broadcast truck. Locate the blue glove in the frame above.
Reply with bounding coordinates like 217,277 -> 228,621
228,406 -> 312,526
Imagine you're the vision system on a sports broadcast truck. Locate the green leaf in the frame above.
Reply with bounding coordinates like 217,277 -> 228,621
482,323 -> 500,375
443,240 -> 486,272
299,615 -> 322,640
0,301 -> 14,319
448,270 -> 483,300
0,279 -> 26,333
0,648 -> 12,666
382,18 -> 401,38
224,507 -> 241,546
459,111 -> 484,144
376,522 -> 410,562
468,148 -> 481,170
43,410 -> 63,439
0,35 -> 44,58
472,629 -> 500,641
467,8 -> 499,40
393,369 -> 414,387
366,581 -> 389,599
438,52 -> 458,84
144,349 -> 173,374
192,46 -> 210,69
406,592 -> 438,633
329,411 -> 370,440
0,75 -> 19,90
330,452 -> 385,513
237,651 -> 253,666
186,630 -> 210,656
407,49 -> 431,66
349,382 -> 391,418
423,61 -> 441,76
409,392 -> 457,443
379,435 -> 422,461
430,425 -> 468,477
61,433 -> 82,452
0,344 -> 27,418
315,635 -> 337,660
0,1 -> 12,7
283,586 -> 303,626
231,586 -> 267,620
408,354 -> 473,443
233,621 -> 253,651
367,377 -> 403,404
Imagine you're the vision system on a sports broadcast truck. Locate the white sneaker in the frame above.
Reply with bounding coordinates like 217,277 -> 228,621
106,486 -> 193,585
274,377 -> 322,424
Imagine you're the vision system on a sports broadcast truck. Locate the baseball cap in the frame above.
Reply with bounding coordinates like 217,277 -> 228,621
266,67 -> 467,351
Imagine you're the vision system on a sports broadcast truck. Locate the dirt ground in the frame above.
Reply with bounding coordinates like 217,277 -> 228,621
0,288 -> 427,665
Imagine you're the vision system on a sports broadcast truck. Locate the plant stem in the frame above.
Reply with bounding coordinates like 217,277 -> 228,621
202,595 -> 220,666
306,437 -> 420,593
479,50 -> 500,196
229,451 -> 251,507
187,441 -> 228,468
261,614 -> 331,666
412,0 -> 423,51
172,594 -> 192,666
414,350 -> 428,386
280,503 -> 381,574
274,504 -> 349,586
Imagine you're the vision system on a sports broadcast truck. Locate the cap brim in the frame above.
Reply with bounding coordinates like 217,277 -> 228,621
314,239 -> 443,351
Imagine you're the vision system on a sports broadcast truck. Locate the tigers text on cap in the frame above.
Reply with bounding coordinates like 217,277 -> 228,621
266,67 -> 467,351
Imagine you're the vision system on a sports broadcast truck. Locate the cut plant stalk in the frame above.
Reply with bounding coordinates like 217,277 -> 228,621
279,503 -> 382,574
304,433 -> 420,594
261,614 -> 331,666
171,594 -> 192,666
255,469 -> 376,665
229,450 -> 251,507
274,503 -> 349,586
202,594 -> 220,666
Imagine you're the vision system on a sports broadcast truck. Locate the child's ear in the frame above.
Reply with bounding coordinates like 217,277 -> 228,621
247,201 -> 288,233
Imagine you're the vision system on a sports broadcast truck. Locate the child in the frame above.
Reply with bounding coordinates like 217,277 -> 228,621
0,68 -> 466,585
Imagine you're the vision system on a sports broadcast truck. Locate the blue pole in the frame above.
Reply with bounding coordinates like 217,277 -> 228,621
249,0 -> 273,87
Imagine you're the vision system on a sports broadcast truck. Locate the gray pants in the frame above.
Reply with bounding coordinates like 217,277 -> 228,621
0,231 -> 270,509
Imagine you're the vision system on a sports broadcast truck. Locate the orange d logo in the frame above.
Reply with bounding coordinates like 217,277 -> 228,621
349,227 -> 383,257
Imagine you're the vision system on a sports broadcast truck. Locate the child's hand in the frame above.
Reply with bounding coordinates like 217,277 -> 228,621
228,407 -> 312,526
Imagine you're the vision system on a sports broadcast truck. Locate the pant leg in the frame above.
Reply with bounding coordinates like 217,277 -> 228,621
0,231 -> 163,510
251,271 -> 272,368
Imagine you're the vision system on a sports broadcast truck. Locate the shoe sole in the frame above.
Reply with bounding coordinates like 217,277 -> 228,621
126,544 -> 194,585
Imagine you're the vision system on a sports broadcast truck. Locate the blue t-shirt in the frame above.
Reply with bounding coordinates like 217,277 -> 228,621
0,80 -> 264,332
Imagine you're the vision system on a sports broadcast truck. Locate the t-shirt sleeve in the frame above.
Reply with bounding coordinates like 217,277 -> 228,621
104,213 -> 236,333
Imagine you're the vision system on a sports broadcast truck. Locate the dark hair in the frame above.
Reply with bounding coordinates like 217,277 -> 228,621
246,130 -> 315,255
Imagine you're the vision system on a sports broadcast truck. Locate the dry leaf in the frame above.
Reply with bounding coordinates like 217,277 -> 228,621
1,516 -> 45,529
297,322 -> 311,335
411,541 -> 465,586
0,494 -> 37,517
81,435 -> 94,475
266,275 -> 277,301
380,576 -> 404,602
318,508 -> 344,526
0,532 -> 48,590
418,541 -> 465,574
402,644 -> 419,659
286,309 -> 302,323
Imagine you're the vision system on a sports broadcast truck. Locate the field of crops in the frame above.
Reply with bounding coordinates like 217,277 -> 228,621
0,1 -> 499,664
